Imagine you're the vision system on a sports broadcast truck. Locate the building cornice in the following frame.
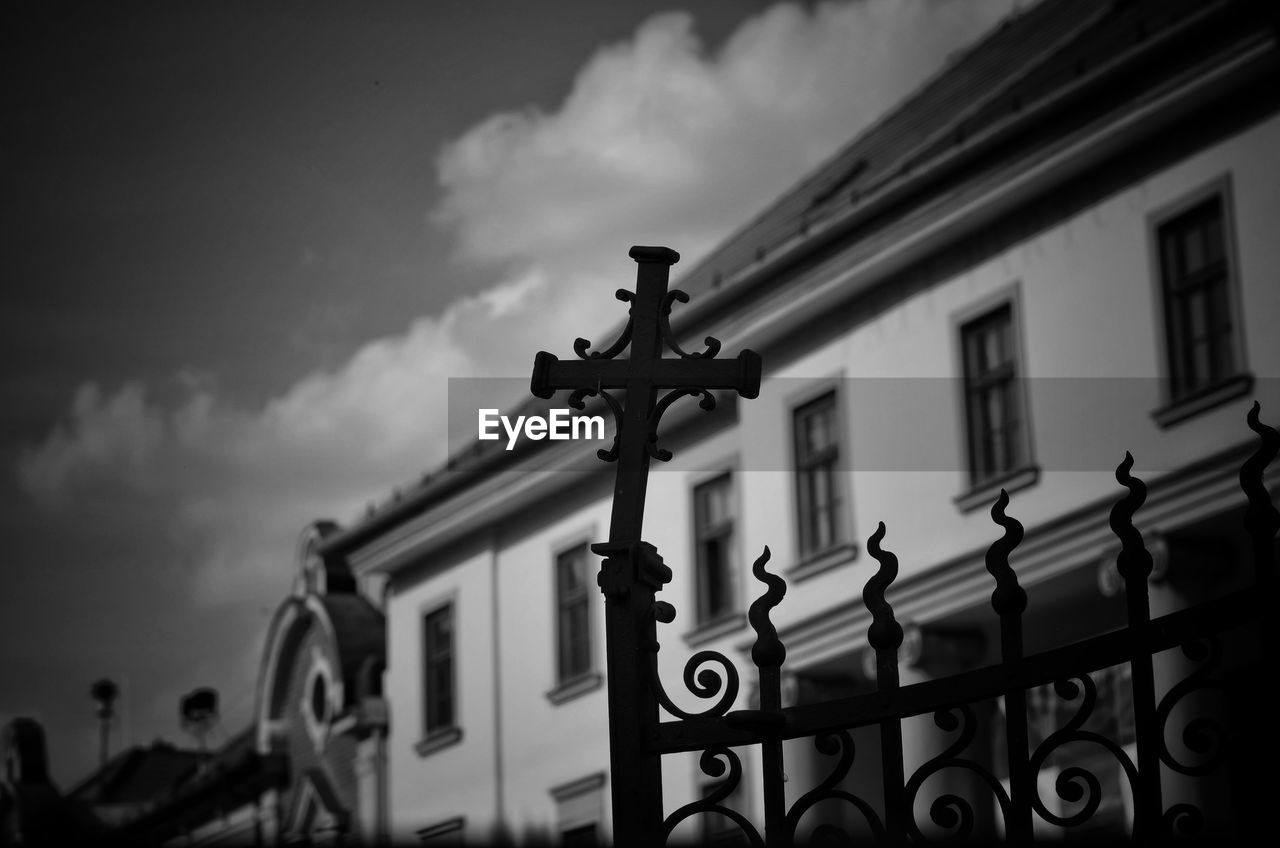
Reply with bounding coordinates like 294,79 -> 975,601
764,439 -> 1280,670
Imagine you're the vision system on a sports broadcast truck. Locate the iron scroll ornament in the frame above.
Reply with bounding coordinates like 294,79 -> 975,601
530,259 -> 762,466
903,702 -> 1013,844
1026,673 -> 1141,829
590,391 -> 1274,845
662,746 -> 764,847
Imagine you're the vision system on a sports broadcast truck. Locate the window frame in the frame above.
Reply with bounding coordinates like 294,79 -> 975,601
785,379 -> 856,579
952,285 -> 1038,512
554,541 -> 594,685
1147,175 -> 1251,428
415,596 -> 462,757
691,469 -> 739,627
791,389 -> 845,561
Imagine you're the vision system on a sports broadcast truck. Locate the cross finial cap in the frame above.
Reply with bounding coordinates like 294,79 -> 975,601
629,245 -> 680,265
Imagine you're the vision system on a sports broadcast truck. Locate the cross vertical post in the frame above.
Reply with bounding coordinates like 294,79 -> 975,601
531,246 -> 761,846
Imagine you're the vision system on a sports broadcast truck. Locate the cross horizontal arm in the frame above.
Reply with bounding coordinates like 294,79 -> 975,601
531,350 -> 761,399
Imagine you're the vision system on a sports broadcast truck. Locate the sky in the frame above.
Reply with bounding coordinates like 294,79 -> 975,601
1,0 -> 1020,786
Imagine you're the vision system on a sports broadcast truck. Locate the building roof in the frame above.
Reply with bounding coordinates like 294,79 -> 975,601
317,0 -> 1274,563
668,0 -> 1267,327
67,741 -> 205,806
674,0 -> 1112,298
105,726 -> 288,844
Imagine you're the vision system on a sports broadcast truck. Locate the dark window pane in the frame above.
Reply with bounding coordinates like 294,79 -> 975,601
961,304 -> 1024,484
1158,195 -> 1236,399
694,475 -> 735,623
424,605 -> 455,733
793,393 -> 842,556
556,545 -> 592,682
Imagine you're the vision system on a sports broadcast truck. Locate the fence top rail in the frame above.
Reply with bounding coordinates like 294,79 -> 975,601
649,583 -> 1260,754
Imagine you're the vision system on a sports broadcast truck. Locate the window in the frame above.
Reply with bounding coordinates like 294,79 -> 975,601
422,604 -> 455,735
961,303 -> 1027,486
552,773 -> 606,847
556,544 -> 593,683
793,392 -> 842,557
693,474 -> 736,624
1157,194 -> 1241,402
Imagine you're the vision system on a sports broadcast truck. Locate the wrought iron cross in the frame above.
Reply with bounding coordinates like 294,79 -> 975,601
530,245 -> 761,846
532,246 -> 760,539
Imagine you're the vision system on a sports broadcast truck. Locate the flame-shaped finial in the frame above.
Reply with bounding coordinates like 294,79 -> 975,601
1110,452 -> 1152,582
986,490 -> 1027,616
864,523 -> 904,652
747,547 -> 786,668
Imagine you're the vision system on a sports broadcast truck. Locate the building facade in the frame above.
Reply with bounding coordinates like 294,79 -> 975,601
316,0 -> 1280,842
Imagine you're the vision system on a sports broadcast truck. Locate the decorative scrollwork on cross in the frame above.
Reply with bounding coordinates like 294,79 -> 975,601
567,386 -> 624,461
659,289 -> 722,359
573,289 -> 635,360
646,388 -> 716,461
530,248 -> 760,467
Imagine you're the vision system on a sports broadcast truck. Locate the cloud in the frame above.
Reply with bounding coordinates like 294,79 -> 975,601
434,0 -> 1015,272
17,0 -> 1016,606
18,382 -> 165,504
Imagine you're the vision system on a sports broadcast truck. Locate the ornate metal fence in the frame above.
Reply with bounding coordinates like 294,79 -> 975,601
648,411 -> 1276,845
530,247 -> 1277,846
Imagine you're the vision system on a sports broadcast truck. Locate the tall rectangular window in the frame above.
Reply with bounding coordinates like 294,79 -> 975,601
556,544 -> 592,683
693,474 -> 735,624
422,604 -> 455,735
1157,195 -> 1238,401
961,304 -> 1026,485
793,392 -> 842,557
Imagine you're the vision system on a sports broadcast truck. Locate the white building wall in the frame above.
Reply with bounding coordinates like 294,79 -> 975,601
378,108 -> 1280,839
494,494 -> 613,838
386,542 -> 498,842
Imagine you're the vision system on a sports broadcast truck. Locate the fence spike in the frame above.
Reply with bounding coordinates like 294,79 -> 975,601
1108,452 -> 1162,840
1110,452 -> 1153,583
985,489 -> 1032,843
986,489 -> 1027,617
865,522 -> 907,842
748,547 -> 787,669
864,523 -> 904,653
1241,401 -> 1279,576
1241,400 -> 1279,820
